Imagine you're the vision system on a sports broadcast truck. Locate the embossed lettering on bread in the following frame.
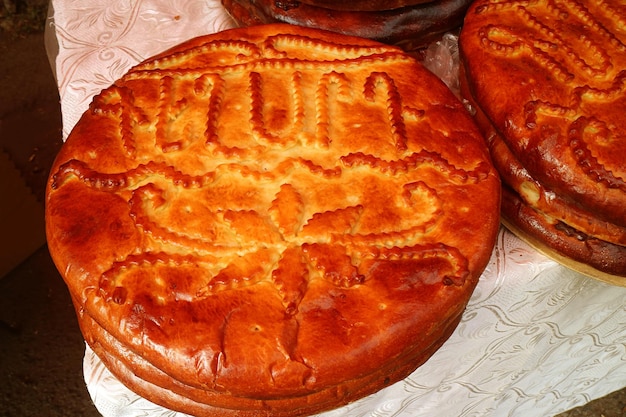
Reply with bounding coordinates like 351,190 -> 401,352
46,24 -> 501,416
459,0 -> 626,281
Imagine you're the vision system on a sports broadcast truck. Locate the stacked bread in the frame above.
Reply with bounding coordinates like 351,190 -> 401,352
459,0 -> 626,282
221,0 -> 474,50
46,24 -> 501,416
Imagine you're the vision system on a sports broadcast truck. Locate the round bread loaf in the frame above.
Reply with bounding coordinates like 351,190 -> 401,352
46,24 -> 501,416
460,0 -> 626,227
460,0 -> 626,280
222,0 -> 473,49
460,71 -> 626,280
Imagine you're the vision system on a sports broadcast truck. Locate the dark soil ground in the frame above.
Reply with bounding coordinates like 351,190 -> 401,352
0,1 -> 624,416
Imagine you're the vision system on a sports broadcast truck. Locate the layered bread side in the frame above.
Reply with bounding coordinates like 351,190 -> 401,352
47,24 -> 501,416
460,0 -> 626,280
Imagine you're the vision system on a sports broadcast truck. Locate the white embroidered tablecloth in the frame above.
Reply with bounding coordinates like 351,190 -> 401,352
46,1 -> 626,416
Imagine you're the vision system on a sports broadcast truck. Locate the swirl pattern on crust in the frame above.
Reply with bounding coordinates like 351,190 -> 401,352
46,24 -> 500,416
460,0 -> 626,278
461,0 -> 626,226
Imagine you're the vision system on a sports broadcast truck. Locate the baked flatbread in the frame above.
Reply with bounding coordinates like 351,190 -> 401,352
460,0 -> 626,279
47,24 -> 500,416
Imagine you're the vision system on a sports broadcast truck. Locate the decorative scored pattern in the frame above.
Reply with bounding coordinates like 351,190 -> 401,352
47,27 -> 500,407
51,34 -> 492,315
471,0 -> 626,198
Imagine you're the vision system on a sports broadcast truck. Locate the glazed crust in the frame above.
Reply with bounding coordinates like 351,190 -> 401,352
459,63 -> 626,248
46,24 -> 500,416
459,0 -> 626,228
77,297 -> 464,416
222,0 -> 473,48
458,4 -> 626,279
463,86 -> 626,277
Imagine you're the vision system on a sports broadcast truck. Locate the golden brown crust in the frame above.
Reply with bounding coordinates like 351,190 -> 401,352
47,24 -> 500,415
459,0 -> 626,228
222,0 -> 473,48
489,132 -> 626,247
459,63 -> 626,248
77,296 -> 464,416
